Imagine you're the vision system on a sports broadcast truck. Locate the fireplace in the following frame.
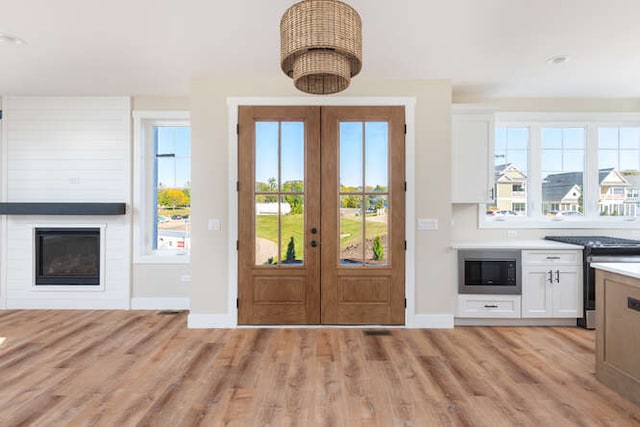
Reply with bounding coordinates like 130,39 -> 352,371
35,228 -> 100,286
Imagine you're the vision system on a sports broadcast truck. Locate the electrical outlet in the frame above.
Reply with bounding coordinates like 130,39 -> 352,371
507,230 -> 517,239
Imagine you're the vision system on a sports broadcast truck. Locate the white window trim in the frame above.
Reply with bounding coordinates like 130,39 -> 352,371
132,110 -> 191,264
480,112 -> 640,229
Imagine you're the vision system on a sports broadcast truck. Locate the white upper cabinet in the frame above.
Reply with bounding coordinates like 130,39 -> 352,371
451,106 -> 495,203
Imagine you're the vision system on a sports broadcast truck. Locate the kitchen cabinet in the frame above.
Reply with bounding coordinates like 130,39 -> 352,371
451,106 -> 495,203
522,250 -> 583,318
594,266 -> 640,406
457,294 -> 521,318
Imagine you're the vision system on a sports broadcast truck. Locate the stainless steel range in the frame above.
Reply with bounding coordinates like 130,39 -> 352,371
545,235 -> 640,329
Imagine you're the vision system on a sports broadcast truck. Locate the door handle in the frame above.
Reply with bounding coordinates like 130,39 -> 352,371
310,240 -> 318,248
555,270 -> 560,283
548,270 -> 553,284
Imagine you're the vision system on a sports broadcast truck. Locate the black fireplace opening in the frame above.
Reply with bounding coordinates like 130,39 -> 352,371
35,228 -> 100,286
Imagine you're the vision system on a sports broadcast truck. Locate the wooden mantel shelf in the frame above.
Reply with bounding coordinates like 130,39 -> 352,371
0,203 -> 126,215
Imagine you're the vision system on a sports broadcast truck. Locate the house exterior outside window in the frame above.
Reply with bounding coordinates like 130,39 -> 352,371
482,114 -> 640,227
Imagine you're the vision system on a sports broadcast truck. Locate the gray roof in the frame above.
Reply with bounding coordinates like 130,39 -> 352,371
542,171 -> 583,202
620,172 -> 640,188
540,168 -> 638,202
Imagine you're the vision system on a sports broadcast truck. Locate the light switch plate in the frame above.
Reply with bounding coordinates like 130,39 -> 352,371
208,219 -> 221,231
418,218 -> 438,230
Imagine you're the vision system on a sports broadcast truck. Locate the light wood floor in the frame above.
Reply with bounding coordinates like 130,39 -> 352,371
1,311 -> 639,426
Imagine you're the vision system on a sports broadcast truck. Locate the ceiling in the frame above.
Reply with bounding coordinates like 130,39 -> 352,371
2,0 -> 640,98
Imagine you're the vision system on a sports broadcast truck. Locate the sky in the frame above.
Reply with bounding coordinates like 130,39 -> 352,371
255,121 -> 389,190
496,126 -> 640,177
155,126 -> 191,188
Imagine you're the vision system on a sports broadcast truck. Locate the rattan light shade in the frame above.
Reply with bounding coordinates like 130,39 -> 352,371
281,0 -> 362,95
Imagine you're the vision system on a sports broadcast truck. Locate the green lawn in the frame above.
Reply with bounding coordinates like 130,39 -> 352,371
256,213 -> 387,262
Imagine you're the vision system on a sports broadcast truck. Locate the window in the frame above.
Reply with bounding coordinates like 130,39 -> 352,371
540,127 -> 584,216
488,127 -> 528,216
483,113 -> 640,227
133,111 -> 191,261
598,127 -> 640,217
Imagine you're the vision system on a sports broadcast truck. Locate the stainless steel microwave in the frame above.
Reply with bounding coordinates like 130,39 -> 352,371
458,250 -> 522,295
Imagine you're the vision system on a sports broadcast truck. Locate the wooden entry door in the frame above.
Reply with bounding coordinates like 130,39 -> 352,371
238,106 -> 405,325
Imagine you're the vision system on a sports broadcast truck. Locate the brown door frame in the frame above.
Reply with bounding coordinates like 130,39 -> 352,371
231,100 -> 413,327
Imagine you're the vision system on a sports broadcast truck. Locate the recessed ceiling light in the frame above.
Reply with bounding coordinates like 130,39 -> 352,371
547,55 -> 569,65
0,33 -> 26,45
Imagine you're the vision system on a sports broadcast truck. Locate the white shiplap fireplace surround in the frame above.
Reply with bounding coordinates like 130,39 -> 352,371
0,97 -> 131,309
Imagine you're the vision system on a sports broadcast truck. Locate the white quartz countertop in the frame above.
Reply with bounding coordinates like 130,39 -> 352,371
591,262 -> 640,280
451,240 -> 583,250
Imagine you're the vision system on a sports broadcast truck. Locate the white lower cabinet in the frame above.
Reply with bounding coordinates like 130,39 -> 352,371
456,249 -> 583,321
457,295 -> 521,318
522,251 -> 583,318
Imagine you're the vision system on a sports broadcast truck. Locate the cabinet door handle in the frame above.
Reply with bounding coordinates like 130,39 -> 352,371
546,256 -> 561,260
555,270 -> 560,283
484,304 -> 498,309
629,297 -> 640,312
548,270 -> 553,284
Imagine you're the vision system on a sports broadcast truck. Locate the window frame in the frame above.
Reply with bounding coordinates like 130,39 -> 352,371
480,112 -> 640,229
133,110 -> 191,263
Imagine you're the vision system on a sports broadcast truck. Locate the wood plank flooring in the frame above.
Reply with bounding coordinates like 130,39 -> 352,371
1,310 -> 639,426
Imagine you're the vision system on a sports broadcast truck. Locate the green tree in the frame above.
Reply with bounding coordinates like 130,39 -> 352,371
372,236 -> 384,261
282,180 -> 304,214
157,188 -> 189,209
256,178 -> 278,203
286,236 -> 296,262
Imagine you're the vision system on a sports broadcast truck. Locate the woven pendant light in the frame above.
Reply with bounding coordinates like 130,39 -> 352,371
280,0 -> 362,95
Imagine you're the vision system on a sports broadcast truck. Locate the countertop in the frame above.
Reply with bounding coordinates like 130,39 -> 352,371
451,240 -> 584,250
591,262 -> 640,280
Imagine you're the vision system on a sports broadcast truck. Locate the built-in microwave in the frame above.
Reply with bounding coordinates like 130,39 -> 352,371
458,250 -> 522,295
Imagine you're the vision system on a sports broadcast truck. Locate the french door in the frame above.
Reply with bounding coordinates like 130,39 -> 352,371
238,106 -> 405,325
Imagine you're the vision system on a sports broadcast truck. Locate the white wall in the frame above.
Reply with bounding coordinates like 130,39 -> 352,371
188,78 -> 454,326
1,97 -> 131,309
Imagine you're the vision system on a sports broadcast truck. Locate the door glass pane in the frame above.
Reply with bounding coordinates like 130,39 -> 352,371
255,120 -> 305,265
340,122 -> 363,191
365,122 -> 388,192
281,122 -> 304,192
339,120 -> 392,268
255,203 -> 279,265
541,127 -> 585,216
255,122 -> 279,193
365,195 -> 388,265
340,195 -> 363,265
598,127 -> 640,217
280,195 -> 304,265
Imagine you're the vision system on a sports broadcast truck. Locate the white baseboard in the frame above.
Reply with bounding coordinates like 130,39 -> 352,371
187,312 -> 455,329
188,312 -> 236,328
411,314 -> 455,329
454,318 -> 577,327
130,297 -> 190,310
7,298 -> 129,310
